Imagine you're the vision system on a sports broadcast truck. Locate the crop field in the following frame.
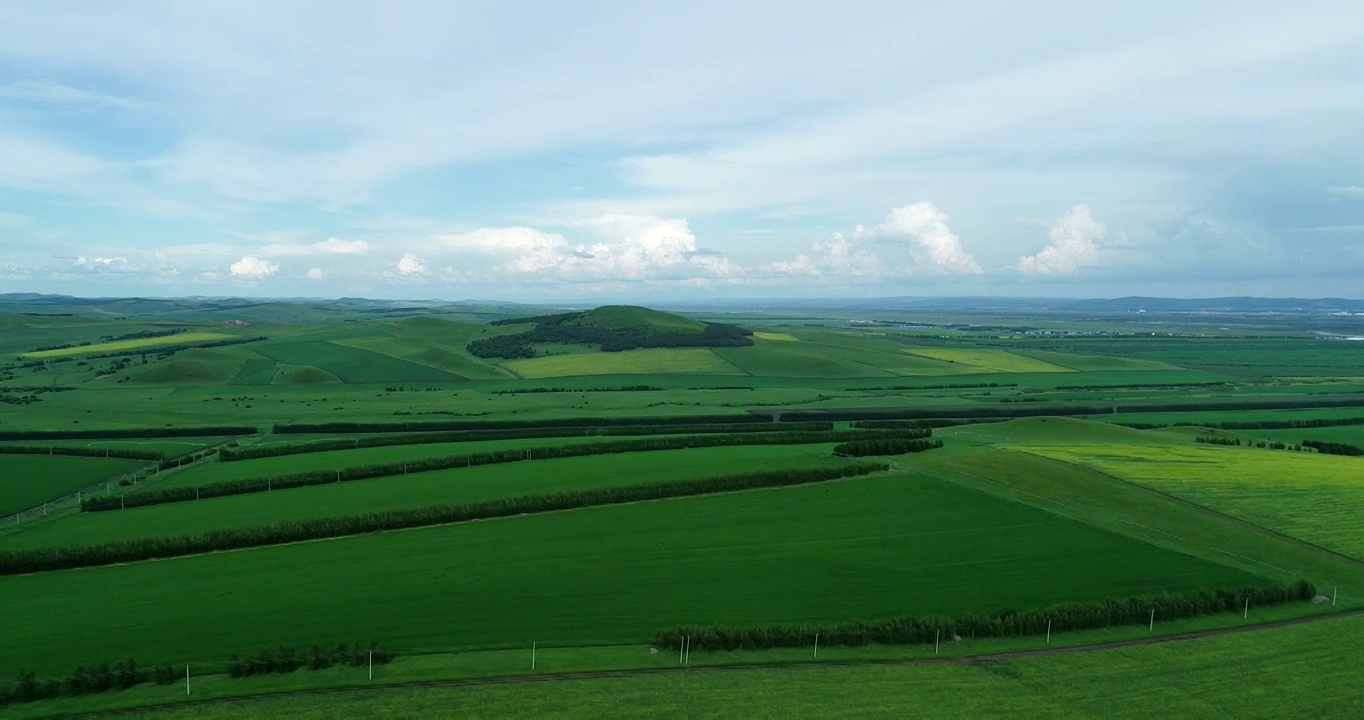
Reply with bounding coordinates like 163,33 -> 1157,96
0,471 -> 1260,675
7,301 -> 1364,716
902,348 -> 1075,374
0,455 -> 142,515
1011,443 -> 1364,559
502,348 -> 745,378
18,332 -> 235,358
3,445 -> 860,549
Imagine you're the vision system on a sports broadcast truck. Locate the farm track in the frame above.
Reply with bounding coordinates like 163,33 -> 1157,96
73,608 -> 1364,719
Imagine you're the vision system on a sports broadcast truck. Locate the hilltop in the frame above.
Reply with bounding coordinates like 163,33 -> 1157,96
467,305 -> 753,359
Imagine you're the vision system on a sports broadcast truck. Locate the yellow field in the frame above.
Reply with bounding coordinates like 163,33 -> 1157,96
501,348 -> 744,378
753,332 -> 799,342
21,332 -> 235,358
1012,442 -> 1364,558
902,348 -> 1074,373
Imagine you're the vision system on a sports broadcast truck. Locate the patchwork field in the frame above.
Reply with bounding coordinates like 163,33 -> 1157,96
20,332 -> 235,358
251,341 -> 466,383
0,472 -> 1260,676
902,348 -> 1075,374
0,455 -> 143,515
1012,443 -> 1364,559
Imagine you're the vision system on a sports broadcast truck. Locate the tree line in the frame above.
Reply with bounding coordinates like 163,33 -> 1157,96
1302,440 -> 1363,456
833,438 -> 942,456
777,396 -> 1364,423
1121,416 -> 1364,431
0,426 -> 254,441
4,641 -> 392,705
1195,436 -> 1298,451
491,385 -> 664,395
469,314 -> 753,358
655,581 -> 1315,652
87,430 -> 909,511
0,445 -> 164,461
273,414 -> 771,434
11,463 -> 889,574
849,419 -> 1000,430
221,421 -> 837,461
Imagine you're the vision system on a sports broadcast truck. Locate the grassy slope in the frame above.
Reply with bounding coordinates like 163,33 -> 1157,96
0,472 -> 1258,675
1013,442 -> 1364,560
251,341 -> 465,383
3,445 -> 859,549
0,455 -> 142,515
502,348 -> 744,378
91,613 -> 1364,720
19,332 -> 235,359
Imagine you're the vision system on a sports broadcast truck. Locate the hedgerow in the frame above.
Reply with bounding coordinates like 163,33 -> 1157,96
0,426 -> 254,441
7,463 -> 889,574
221,421 -> 837,461
0,446 -> 163,461
272,414 -> 771,434
91,430 -> 911,510
779,396 -> 1364,423
833,438 -> 943,456
655,580 -> 1315,652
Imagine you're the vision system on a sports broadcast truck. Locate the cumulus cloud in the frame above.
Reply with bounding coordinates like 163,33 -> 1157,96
306,267 -> 327,281
229,255 -> 279,280
1017,204 -> 1108,275
858,202 -> 982,274
396,253 -> 429,275
501,215 -> 736,282
72,256 -> 136,273
429,226 -> 568,255
262,236 -> 370,257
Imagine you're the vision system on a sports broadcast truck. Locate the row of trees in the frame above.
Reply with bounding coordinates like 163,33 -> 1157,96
228,642 -> 392,677
4,641 -> 394,705
1302,440 -> 1364,456
221,421 -> 837,461
849,419 -> 995,430
1195,436 -> 1298,451
1123,416 -> 1364,431
833,438 -> 942,456
274,414 -> 771,434
0,426 -> 254,441
0,445 -> 163,461
778,396 -> 1364,423
845,382 -> 1014,391
12,463 -> 889,574
491,385 -> 664,394
655,581 -> 1315,652
88,430 -> 905,511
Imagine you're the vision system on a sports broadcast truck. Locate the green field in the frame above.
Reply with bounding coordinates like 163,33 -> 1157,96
0,472 -> 1259,675
98,613 -> 1364,720
0,455 -> 142,515
502,348 -> 745,378
4,445 -> 859,548
19,332 -> 235,358
7,300 -> 1364,716
1014,442 -> 1364,559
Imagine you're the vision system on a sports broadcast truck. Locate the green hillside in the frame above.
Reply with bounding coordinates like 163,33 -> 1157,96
468,306 -> 753,359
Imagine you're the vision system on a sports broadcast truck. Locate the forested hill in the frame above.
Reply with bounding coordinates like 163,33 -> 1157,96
467,305 -> 754,358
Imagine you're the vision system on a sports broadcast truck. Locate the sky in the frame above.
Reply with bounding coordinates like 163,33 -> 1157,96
1,1 -> 1363,301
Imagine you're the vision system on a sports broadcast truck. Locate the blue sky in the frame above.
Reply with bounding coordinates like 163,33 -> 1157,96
1,1 -> 1362,301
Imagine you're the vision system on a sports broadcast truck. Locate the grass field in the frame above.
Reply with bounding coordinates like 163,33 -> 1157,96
252,341 -> 465,383
0,472 -> 1260,675
3,445 -> 859,549
1012,442 -> 1364,560
0,455 -> 142,515
902,348 -> 1076,374
18,333 -> 235,358
89,613 -> 1364,720
502,348 -> 745,378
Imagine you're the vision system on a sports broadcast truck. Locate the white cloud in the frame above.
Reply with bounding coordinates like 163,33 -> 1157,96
860,201 -> 982,274
497,215 -> 736,283
0,79 -> 141,109
72,256 -> 135,273
306,267 -> 327,281
764,254 -> 820,277
0,262 -> 31,280
1017,204 -> 1108,275
396,252 -> 428,275
229,255 -> 278,280
261,236 -> 370,257
429,226 -> 568,255
1328,185 -> 1364,199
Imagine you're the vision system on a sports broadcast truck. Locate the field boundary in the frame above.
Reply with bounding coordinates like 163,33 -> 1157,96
67,609 -> 1364,719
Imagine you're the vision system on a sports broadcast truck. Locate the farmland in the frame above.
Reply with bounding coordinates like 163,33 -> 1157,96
3,298 -> 1364,716
19,333 -> 234,359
